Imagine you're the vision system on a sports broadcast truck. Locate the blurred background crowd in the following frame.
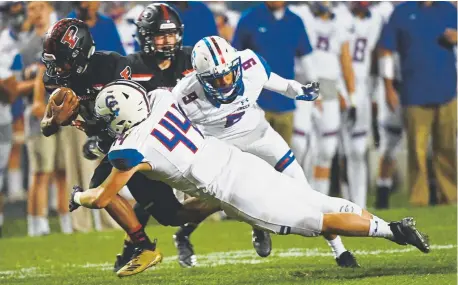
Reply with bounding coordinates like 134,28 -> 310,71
0,1 -> 456,238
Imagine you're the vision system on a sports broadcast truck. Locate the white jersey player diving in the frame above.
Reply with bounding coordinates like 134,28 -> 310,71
173,36 -> 318,180
70,79 -> 430,261
172,36 -> 359,268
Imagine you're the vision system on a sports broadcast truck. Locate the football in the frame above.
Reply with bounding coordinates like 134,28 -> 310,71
49,87 -> 79,126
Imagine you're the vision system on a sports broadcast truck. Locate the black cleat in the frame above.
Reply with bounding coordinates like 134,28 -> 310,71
389,217 -> 430,253
173,233 -> 197,268
252,228 -> 272,258
0,226 -> 2,238
336,251 -> 360,268
113,241 -> 140,272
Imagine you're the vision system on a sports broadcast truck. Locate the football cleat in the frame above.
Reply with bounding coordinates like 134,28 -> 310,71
336,251 -> 360,268
113,242 -> 136,272
389,217 -> 430,253
252,229 -> 272,258
173,233 -> 197,268
116,247 -> 163,277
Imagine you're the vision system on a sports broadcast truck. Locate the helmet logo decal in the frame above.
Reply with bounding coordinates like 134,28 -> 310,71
160,4 -> 169,20
105,95 -> 120,117
202,37 -> 219,66
210,37 -> 226,64
61,25 -> 80,49
120,66 -> 132,80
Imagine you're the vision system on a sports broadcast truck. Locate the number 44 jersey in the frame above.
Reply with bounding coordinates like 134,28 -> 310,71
171,49 -> 272,144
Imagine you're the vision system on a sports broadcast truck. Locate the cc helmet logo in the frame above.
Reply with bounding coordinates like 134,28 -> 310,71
105,95 -> 120,117
61,26 -> 80,49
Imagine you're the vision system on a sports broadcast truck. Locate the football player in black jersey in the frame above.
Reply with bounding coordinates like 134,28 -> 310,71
40,4 -> 216,277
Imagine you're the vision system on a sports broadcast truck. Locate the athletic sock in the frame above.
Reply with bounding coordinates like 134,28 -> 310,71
369,218 -> 393,239
326,236 -> 347,258
128,225 -> 155,250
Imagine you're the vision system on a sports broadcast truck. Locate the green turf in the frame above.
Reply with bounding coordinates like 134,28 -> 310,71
0,205 -> 456,285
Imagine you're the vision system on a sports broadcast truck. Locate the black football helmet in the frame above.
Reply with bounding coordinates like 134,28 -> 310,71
41,18 -> 95,85
135,3 -> 184,59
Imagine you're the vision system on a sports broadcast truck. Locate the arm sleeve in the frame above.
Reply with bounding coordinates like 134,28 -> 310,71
263,72 -> 289,96
108,149 -> 144,171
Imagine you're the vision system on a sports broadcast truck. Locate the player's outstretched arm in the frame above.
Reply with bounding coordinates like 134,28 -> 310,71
263,72 -> 320,101
71,163 -> 151,209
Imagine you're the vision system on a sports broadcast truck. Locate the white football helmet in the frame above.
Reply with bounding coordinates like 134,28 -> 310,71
94,80 -> 150,138
192,36 -> 243,104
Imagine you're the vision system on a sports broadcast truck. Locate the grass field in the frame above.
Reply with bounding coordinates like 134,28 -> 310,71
0,205 -> 456,285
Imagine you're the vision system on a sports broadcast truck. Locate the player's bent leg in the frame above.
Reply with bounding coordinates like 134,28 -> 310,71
321,213 -> 430,253
90,159 -> 162,277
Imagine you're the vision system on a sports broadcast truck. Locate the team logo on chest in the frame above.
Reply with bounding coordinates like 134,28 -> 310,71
61,26 -> 80,49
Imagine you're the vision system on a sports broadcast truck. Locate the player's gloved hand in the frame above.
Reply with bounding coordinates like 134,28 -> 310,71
83,136 -> 106,160
295,81 -> 320,101
69,185 -> 83,212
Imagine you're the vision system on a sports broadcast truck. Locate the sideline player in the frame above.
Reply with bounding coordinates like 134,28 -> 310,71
291,2 -> 356,198
338,2 -> 385,209
69,80 -> 431,263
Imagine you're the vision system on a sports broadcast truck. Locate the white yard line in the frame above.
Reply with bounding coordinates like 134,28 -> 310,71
75,244 -> 457,271
0,244 -> 455,278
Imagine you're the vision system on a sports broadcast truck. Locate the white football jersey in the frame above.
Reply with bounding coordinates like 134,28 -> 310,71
291,5 -> 349,81
172,49 -> 270,142
108,90 -> 217,193
350,13 -> 384,83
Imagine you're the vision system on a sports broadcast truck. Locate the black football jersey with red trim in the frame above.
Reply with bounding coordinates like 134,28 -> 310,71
43,48 -> 193,134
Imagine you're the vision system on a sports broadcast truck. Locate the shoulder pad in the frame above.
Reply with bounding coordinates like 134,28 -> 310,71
108,149 -> 144,171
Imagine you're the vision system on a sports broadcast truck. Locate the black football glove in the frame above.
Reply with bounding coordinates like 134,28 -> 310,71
69,185 -> 83,212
